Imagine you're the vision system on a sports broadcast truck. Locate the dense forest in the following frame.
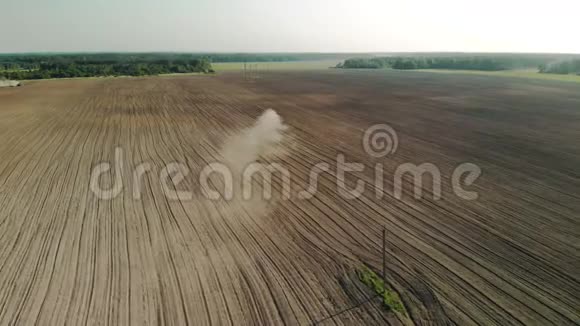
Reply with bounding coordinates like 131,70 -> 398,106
539,59 -> 580,75
0,53 -> 215,80
337,54 -> 580,72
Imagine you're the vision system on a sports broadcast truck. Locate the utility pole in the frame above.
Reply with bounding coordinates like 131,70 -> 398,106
382,227 -> 387,285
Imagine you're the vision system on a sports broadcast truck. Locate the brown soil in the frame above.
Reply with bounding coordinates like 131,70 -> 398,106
0,71 -> 578,325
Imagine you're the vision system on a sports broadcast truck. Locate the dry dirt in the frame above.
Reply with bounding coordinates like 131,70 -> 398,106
0,70 -> 578,325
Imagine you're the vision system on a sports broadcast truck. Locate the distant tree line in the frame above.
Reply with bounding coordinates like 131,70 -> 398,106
198,53 -> 343,62
0,54 -> 214,80
338,56 -> 516,70
337,55 -> 576,71
539,59 -> 580,75
0,52 -> 354,80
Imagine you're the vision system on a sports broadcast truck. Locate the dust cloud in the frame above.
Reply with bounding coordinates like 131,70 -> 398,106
221,109 -> 288,172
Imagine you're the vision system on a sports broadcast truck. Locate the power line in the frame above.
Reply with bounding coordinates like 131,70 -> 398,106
311,294 -> 379,325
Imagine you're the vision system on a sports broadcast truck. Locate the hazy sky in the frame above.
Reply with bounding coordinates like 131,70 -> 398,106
1,0 -> 578,53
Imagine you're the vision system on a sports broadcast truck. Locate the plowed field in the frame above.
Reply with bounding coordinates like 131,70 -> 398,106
0,70 -> 578,325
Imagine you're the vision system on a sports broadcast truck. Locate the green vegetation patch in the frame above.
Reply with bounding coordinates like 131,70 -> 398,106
357,265 -> 407,315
